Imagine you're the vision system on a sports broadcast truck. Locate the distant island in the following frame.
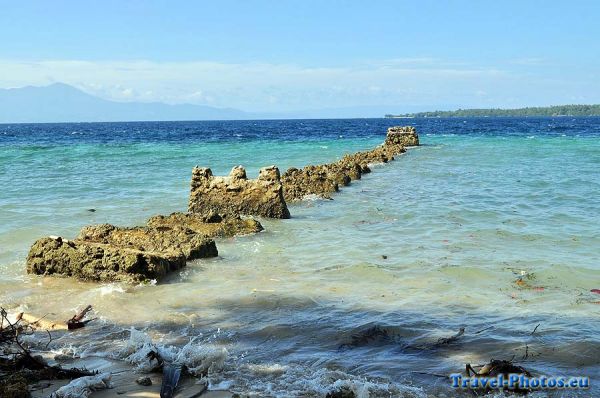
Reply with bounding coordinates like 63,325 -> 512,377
385,104 -> 600,118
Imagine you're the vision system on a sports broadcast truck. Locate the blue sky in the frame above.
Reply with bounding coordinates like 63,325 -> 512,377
1,0 -> 599,114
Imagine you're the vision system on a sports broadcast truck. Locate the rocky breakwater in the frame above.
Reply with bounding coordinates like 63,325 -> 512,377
385,125 -> 419,147
26,126 -> 417,283
281,125 -> 417,201
27,213 -> 264,283
188,165 -> 291,219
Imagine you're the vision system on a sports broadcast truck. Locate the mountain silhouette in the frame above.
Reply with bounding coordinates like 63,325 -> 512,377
0,83 -> 248,123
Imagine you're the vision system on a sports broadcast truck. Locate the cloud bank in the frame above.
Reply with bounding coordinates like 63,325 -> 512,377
0,58 -> 596,113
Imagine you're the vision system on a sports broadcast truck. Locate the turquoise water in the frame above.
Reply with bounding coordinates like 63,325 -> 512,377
1,118 -> 599,396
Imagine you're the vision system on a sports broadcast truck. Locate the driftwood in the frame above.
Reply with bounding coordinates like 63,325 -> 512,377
434,327 -> 465,347
0,307 -> 96,397
466,359 -> 532,394
67,305 -> 95,330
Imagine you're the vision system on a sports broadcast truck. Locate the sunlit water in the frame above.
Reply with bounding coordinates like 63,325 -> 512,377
1,118 -> 599,397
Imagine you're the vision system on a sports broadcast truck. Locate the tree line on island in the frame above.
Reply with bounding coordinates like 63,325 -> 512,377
385,104 -> 600,118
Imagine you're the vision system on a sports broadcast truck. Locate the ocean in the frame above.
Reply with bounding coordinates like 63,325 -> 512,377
1,117 -> 599,397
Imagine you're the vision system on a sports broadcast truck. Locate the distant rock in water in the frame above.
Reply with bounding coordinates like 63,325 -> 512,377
188,165 -> 291,219
385,126 -> 419,147
281,126 -> 415,201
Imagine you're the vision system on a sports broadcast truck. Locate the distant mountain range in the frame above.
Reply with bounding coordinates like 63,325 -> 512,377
0,83 -> 248,123
0,83 -> 433,123
385,105 -> 600,118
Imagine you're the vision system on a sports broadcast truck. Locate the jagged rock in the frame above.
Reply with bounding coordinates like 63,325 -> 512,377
27,222 -> 219,283
281,165 -> 339,201
385,126 -> 419,147
147,212 -> 263,238
26,236 -> 187,283
188,165 -> 290,219
77,224 -> 218,260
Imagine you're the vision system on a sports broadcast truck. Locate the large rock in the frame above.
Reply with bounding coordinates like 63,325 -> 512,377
281,165 -> 340,201
26,236 -> 187,283
27,223 -> 219,283
188,165 -> 291,219
385,126 -> 419,147
77,224 -> 218,260
147,212 -> 264,238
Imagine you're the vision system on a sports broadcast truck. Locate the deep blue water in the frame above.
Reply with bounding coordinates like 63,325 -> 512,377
2,116 -> 600,146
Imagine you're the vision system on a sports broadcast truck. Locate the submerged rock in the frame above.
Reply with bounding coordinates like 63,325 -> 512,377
147,212 -> 263,238
188,165 -> 291,219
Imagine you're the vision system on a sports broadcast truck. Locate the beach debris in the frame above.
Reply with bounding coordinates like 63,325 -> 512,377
50,373 -> 112,398
160,364 -> 182,398
86,208 -> 96,212
465,359 -> 532,394
591,289 -> 600,294
434,327 -> 465,347
67,305 -> 95,330
381,255 -> 388,259
1,308 -> 96,397
512,270 -> 545,291
188,165 -> 291,219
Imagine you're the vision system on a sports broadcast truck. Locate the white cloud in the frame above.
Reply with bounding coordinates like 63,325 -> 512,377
0,57 -> 594,111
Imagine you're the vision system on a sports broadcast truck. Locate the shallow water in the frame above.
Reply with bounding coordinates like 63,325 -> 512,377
1,118 -> 599,396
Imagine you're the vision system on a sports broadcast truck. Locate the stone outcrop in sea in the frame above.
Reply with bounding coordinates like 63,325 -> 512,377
385,126 -> 419,147
281,126 -> 414,201
26,126 -> 418,283
26,214 -> 264,283
147,212 -> 264,238
188,165 -> 291,219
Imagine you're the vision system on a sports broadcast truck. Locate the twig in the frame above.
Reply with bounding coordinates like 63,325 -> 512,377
45,330 -> 54,349
435,327 -> 465,347
530,323 -> 540,336
411,370 -> 449,379
474,325 -> 494,334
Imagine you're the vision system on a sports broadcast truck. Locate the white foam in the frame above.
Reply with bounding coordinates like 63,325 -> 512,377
118,328 -> 228,376
51,373 -> 112,398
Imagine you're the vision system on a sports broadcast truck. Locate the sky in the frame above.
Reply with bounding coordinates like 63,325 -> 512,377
1,0 -> 599,114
